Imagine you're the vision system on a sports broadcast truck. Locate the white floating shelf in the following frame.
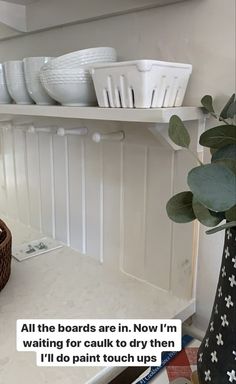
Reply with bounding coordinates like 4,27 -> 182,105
0,104 -> 203,123
0,105 -> 206,151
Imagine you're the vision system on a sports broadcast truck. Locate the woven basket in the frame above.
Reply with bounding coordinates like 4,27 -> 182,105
0,219 -> 12,291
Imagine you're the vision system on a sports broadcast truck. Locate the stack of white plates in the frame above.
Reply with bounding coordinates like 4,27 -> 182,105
40,47 -> 117,106
4,60 -> 33,105
0,63 -> 11,104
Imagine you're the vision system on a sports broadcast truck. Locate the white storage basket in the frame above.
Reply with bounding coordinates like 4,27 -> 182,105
90,60 -> 192,108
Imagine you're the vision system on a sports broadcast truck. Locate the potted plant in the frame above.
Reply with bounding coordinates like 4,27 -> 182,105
166,94 -> 236,383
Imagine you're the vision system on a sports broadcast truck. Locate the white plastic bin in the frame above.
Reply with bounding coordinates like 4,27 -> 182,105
90,60 -> 192,108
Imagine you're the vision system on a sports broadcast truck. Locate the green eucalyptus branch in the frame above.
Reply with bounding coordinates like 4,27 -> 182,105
209,111 -> 231,125
166,94 -> 236,234
188,148 -> 204,166
206,221 -> 236,235
201,94 -> 235,125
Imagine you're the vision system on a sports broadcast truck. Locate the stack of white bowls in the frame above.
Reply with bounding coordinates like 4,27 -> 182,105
0,64 -> 12,104
40,47 -> 117,106
23,57 -> 56,105
4,61 -> 34,104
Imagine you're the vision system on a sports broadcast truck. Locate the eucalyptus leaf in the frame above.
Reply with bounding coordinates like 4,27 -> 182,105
166,191 -> 195,223
187,163 -> 236,212
227,101 -> 236,118
201,95 -> 215,113
220,94 -> 235,119
225,205 -> 236,221
168,115 -> 190,148
192,197 -> 222,227
212,144 -> 236,162
213,159 -> 236,174
206,221 -> 236,235
200,125 -> 236,148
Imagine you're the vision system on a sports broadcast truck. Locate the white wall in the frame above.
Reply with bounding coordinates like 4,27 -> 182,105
0,0 -> 235,332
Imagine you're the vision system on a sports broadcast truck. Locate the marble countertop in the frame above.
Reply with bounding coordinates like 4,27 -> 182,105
0,218 -> 191,384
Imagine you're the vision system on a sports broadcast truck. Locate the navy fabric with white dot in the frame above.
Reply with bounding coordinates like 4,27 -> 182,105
197,227 -> 236,383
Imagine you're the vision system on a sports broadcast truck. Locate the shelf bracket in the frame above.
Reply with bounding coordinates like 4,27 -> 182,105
148,116 -> 207,151
148,123 -> 181,150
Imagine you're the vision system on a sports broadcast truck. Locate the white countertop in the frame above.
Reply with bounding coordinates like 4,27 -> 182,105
0,218 -> 192,384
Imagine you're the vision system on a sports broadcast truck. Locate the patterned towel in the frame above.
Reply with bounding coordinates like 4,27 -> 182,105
166,344 -> 199,382
133,337 -> 201,384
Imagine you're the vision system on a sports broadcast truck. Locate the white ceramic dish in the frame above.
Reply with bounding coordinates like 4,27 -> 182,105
0,63 -> 12,104
40,68 -> 97,106
23,57 -> 56,105
90,60 -> 192,108
41,47 -> 117,71
4,60 -> 33,105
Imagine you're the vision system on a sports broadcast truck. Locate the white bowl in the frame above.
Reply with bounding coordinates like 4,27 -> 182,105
23,57 -> 56,105
4,61 -> 34,104
40,68 -> 97,106
41,47 -> 117,71
0,63 -> 12,104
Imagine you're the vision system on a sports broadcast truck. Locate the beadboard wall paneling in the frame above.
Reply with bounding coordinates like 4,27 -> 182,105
171,149 -> 196,298
84,139 -> 102,261
25,131 -> 41,230
0,121 -> 198,300
38,132 -> 54,238
13,128 -> 30,226
2,124 -> 18,220
67,135 -> 84,253
145,146 -> 173,291
122,143 -> 147,280
53,134 -> 69,244
103,141 -> 121,270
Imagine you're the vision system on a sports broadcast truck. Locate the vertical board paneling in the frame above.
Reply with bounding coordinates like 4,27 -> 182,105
145,147 -> 173,290
171,149 -> 196,299
0,120 -> 198,301
0,128 -> 7,215
38,132 -> 54,237
67,135 -> 83,252
53,134 -> 68,244
2,126 -> 18,219
103,142 -> 121,270
122,143 -> 146,280
26,131 -> 41,230
13,128 -> 30,225
85,139 -> 101,261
